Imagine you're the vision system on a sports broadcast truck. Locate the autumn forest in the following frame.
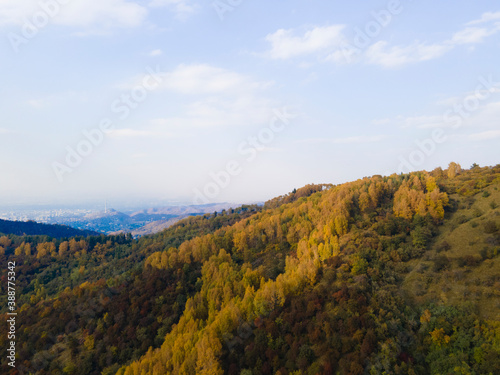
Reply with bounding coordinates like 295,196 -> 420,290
1,163 -> 500,375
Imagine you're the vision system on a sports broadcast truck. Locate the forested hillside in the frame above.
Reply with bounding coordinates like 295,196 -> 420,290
1,164 -> 499,375
0,219 -> 100,238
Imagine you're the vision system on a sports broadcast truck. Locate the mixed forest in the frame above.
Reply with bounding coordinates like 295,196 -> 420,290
1,163 -> 500,375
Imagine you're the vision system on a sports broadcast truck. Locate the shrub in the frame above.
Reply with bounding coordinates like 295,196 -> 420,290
484,220 -> 498,234
479,246 -> 498,260
452,270 -> 465,281
464,197 -> 475,208
473,208 -> 483,218
482,191 -> 491,198
411,226 -> 433,249
456,255 -> 480,267
433,255 -> 450,272
485,235 -> 500,246
436,241 -> 451,253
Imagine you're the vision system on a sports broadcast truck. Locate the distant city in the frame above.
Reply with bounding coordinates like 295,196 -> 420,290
0,207 -> 96,224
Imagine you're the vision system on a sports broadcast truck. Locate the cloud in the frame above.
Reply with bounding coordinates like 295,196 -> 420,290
149,92 -> 275,130
26,91 -> 89,109
148,0 -> 198,19
467,130 -> 500,141
462,100 -> 500,130
366,12 -> 500,67
28,99 -> 47,109
380,98 -> 500,131
297,135 -> 386,145
149,49 -> 163,57
157,64 -> 272,95
264,25 -> 346,60
0,0 -> 148,30
153,64 -> 276,128
109,129 -> 158,138
118,64 -> 278,132
261,11 -> 500,68
451,26 -> 499,45
467,11 -> 500,25
365,41 -> 451,68
397,115 -> 444,129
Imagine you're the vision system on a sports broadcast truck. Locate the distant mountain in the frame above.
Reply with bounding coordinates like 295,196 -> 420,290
67,208 -> 141,234
129,203 -> 240,218
65,203 -> 245,235
0,218 -> 100,238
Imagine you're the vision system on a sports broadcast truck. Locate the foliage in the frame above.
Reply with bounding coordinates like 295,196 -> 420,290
1,164 -> 500,374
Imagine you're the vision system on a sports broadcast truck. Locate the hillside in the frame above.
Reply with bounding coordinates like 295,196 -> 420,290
0,218 -> 100,238
403,180 -> 500,319
112,215 -> 191,238
1,164 -> 499,375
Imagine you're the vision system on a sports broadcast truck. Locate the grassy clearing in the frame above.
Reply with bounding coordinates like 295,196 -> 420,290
402,183 -> 500,320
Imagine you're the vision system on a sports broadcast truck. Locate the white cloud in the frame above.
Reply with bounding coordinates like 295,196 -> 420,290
119,64 -> 277,131
0,2 -> 34,26
0,0 -> 148,30
28,99 -> 47,109
467,11 -> 500,25
157,64 -> 272,95
26,91 -> 89,109
452,27 -> 494,45
109,129 -> 157,138
468,130 -> 500,141
264,25 -> 346,60
148,0 -> 198,19
398,115 -> 444,129
463,100 -> 500,129
366,41 -> 452,68
262,12 -> 500,68
365,12 -> 500,68
150,93 -> 275,129
149,49 -> 163,57
381,98 -> 500,131
373,114 -> 455,130
297,135 -> 386,145
371,118 -> 391,126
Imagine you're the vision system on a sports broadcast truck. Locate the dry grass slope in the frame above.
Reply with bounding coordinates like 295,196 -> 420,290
403,181 -> 500,320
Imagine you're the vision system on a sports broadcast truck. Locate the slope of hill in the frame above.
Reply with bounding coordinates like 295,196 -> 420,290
0,218 -> 100,238
402,174 -> 500,318
112,215 -> 192,237
1,164 -> 499,375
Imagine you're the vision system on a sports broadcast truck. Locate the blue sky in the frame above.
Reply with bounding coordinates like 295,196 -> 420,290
0,0 -> 499,207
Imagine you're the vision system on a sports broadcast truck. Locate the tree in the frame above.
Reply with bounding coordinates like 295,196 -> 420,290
59,241 -> 69,257
0,236 -> 11,247
447,162 -> 462,178
37,242 -> 56,258
24,242 -> 32,256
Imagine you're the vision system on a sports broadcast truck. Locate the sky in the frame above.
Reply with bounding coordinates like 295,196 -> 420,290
0,0 -> 499,207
